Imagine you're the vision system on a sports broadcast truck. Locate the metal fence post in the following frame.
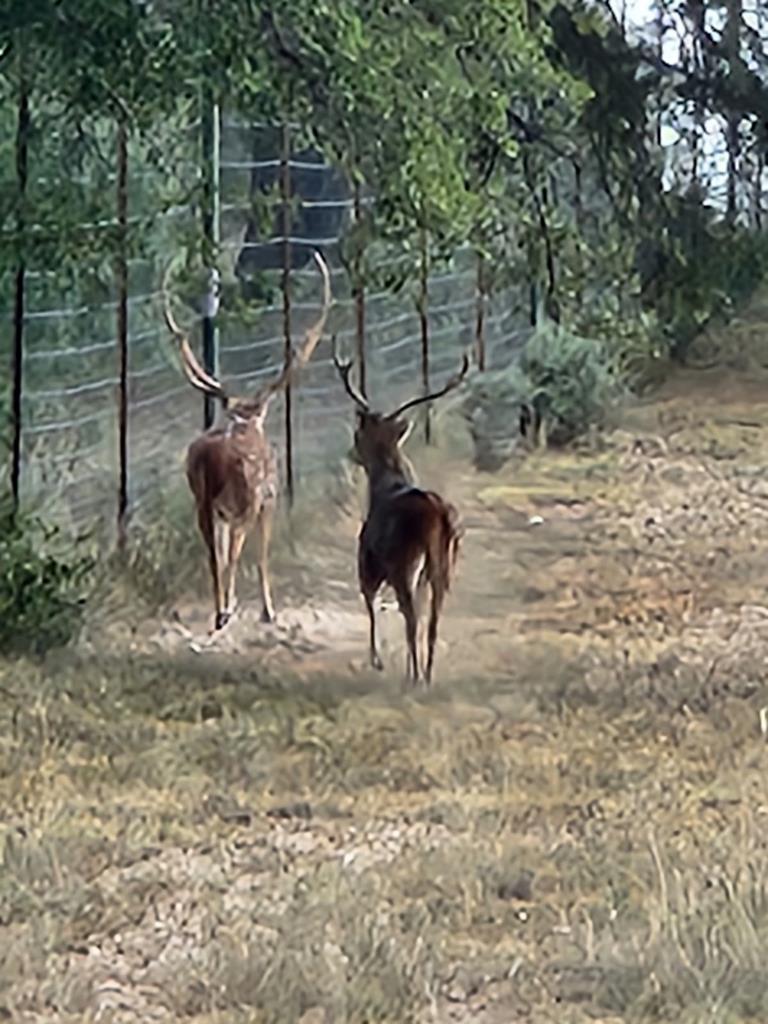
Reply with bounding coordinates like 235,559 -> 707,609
201,96 -> 220,429
280,123 -> 295,506
475,251 -> 486,372
10,78 -> 29,515
116,120 -> 129,550
353,180 -> 367,397
418,226 -> 431,445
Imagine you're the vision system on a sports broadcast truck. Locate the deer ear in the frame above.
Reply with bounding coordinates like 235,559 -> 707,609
397,418 -> 413,446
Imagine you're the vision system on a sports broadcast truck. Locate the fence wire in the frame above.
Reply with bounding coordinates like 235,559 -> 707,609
7,114 -> 530,544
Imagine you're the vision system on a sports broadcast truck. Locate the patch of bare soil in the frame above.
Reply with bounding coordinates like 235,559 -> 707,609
5,365 -> 768,1023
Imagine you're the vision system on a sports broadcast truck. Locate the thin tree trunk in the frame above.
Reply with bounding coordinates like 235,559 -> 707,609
116,122 -> 129,549
353,179 -> 367,396
201,94 -> 220,429
280,123 -> 294,505
11,77 -> 29,516
724,0 -> 743,225
418,226 -> 431,445
474,251 -> 486,372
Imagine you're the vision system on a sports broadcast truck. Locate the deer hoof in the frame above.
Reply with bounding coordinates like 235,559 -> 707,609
371,653 -> 384,671
214,611 -> 231,630
261,607 -> 276,624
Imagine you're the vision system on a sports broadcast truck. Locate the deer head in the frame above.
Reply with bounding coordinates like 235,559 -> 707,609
332,337 -> 470,476
163,250 -> 332,429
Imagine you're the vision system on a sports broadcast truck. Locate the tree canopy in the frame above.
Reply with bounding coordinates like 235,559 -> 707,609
1,0 -> 767,362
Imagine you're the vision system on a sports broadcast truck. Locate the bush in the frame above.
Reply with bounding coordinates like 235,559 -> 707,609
463,318 -> 620,470
520,318 -> 620,445
640,197 -> 768,361
0,502 -> 94,657
462,363 -> 531,472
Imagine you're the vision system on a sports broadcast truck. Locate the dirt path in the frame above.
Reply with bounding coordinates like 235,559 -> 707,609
128,364 -> 768,708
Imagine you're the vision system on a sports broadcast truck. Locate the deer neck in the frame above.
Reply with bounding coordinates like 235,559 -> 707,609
365,451 -> 417,510
224,411 -> 264,440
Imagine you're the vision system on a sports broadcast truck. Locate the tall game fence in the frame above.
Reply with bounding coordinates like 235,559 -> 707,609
4,110 -> 531,547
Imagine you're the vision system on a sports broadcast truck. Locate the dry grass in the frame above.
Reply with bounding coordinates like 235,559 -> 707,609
6,358 -> 768,1022
2,639 -> 768,1022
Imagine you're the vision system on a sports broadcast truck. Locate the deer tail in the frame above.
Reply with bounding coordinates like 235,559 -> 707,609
436,502 -> 463,594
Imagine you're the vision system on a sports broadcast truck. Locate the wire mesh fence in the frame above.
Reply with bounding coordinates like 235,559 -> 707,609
7,112 -> 532,546
12,113 -> 202,543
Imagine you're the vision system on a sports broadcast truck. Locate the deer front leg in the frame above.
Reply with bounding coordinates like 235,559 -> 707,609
359,536 -> 385,671
256,502 -> 276,623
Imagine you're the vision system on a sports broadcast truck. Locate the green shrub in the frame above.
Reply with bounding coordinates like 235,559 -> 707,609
519,318 -> 620,446
640,197 -> 768,361
0,502 -> 94,657
462,363 -> 531,471
463,318 -> 620,470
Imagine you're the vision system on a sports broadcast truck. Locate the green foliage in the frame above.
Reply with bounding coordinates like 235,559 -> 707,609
0,503 -> 94,656
463,319 -> 620,470
3,0 -> 768,543
520,318 -> 620,444
640,197 -> 768,360
463,362 -> 532,471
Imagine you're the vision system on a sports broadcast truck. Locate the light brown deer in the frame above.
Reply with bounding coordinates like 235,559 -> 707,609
333,341 -> 469,684
163,250 -> 332,632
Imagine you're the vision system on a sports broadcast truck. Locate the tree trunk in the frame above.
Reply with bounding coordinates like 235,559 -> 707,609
724,0 -> 744,225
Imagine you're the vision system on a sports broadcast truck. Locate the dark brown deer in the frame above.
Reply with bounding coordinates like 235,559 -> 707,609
163,251 -> 332,632
333,341 -> 469,683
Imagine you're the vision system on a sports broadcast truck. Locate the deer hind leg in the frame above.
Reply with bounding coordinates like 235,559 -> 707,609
395,586 -> 420,683
225,523 -> 248,619
394,559 -> 424,684
425,578 -> 446,685
414,566 -> 430,675
196,503 -> 224,630
212,516 -> 231,630
256,501 -> 276,623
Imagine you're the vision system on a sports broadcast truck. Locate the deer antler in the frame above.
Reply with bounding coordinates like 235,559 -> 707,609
162,259 -> 228,402
263,250 -> 332,396
332,334 -> 370,411
386,353 -> 471,420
